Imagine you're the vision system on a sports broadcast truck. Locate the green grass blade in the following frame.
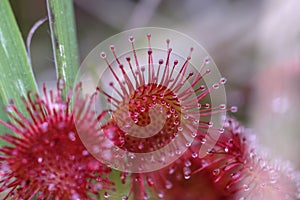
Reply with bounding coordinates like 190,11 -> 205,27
0,97 -> 10,147
0,0 -> 38,115
47,0 -> 79,90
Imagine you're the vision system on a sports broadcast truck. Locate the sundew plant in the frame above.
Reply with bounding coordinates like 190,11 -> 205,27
0,1 -> 299,200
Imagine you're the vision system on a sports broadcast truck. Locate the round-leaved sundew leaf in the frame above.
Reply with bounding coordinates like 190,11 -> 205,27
0,79 -> 113,199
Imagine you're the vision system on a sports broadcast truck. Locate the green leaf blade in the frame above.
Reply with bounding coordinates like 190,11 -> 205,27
47,0 -> 79,90
0,0 -> 38,115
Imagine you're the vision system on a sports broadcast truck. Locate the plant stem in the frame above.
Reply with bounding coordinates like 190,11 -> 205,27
46,0 -> 79,91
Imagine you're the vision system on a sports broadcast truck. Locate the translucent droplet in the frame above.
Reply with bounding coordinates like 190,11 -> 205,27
48,183 -> 55,191
191,132 -> 197,138
249,152 -> 256,159
128,153 -> 135,159
213,168 -> 220,176
206,148 -> 213,154
183,114 -> 189,119
185,142 -> 191,147
192,152 -> 198,158
213,83 -> 219,89
71,192 -> 80,200
231,172 -> 241,179
270,172 -> 279,184
169,167 -> 175,174
68,132 -> 76,141
104,192 -> 110,198
174,132 -> 179,137
140,107 -> 146,112
158,191 -> 164,198
40,122 -> 49,133
220,77 -> 227,84
226,184 -> 231,190
249,166 -> 254,171
224,147 -> 229,153
5,105 -> 14,113
185,160 -> 192,167
165,180 -> 173,189
122,196 -> 128,200
129,36 -> 135,42
204,57 -> 210,64
183,166 -> 191,176
243,184 -> 250,191
133,117 -> 139,124
147,177 -> 154,186
184,174 -> 191,180
151,95 -> 156,100
49,173 -> 56,179
82,150 -> 89,156
193,119 -> 199,125
37,157 -> 43,163
144,192 -> 149,200
119,136 -> 125,144
138,143 -> 144,150
219,104 -> 226,109
174,120 -> 179,125
101,52 -> 106,58
230,106 -> 238,113
218,128 -> 225,134
201,160 -> 208,168
110,45 -> 115,51
0,163 -> 9,174
168,151 -> 174,157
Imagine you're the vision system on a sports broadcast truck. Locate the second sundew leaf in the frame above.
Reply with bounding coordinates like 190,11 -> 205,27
46,0 -> 79,91
0,0 -> 38,116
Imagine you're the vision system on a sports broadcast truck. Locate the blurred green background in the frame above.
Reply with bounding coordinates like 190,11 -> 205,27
9,0 -> 300,168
